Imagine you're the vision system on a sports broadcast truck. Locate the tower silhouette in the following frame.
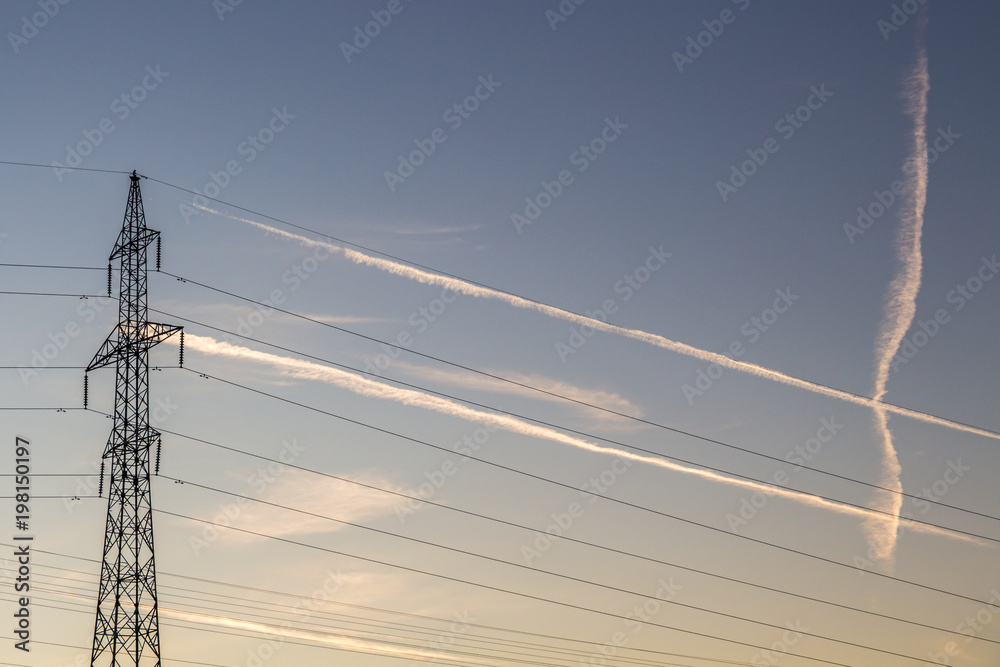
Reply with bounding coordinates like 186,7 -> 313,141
86,171 -> 181,666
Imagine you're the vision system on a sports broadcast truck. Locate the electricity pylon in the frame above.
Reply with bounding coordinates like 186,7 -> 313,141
86,171 -> 181,666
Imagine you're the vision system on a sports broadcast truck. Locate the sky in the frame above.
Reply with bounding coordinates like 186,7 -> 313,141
1,1 -> 999,666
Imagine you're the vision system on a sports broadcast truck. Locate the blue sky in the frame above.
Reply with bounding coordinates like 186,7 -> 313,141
1,2 -> 999,666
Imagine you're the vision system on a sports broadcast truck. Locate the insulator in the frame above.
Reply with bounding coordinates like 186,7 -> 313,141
179,331 -> 184,368
155,436 -> 162,475
156,235 -> 162,271
98,460 -> 105,498
107,264 -> 112,297
83,374 -> 89,409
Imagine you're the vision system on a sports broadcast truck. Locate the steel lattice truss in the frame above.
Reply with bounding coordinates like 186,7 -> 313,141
87,172 -> 180,667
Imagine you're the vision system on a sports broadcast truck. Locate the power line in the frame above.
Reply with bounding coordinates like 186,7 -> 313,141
3,257 -> 997,521
0,262 -> 109,271
0,407 -> 86,411
155,270 -> 1000,521
0,290 -> 107,298
135,177 -> 1000,444
23,592 -> 707,667
3,171 -> 986,663
0,495 -> 97,499
160,472 -> 1000,653
0,366 -> 88,369
3,588 -> 752,667
0,591 -> 586,667
0,553 -> 767,667
151,305 -> 1000,540
0,633 -> 250,667
11,581 -> 735,667
0,473 -> 92,476
168,369 -> 996,608
153,507 -> 861,667
138,422 -> 993,640
162,618 -> 611,667
141,175 -> 496,289
0,159 -> 130,175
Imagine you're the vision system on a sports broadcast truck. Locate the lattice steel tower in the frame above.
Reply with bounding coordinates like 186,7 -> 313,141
86,171 -> 181,666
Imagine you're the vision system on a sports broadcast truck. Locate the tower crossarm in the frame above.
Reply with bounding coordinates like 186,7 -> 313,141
110,227 -> 159,262
86,323 -> 182,372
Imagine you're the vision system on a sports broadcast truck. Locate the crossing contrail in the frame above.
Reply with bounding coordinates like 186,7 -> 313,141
866,38 -> 931,567
182,333 -> 979,544
193,202 -> 1000,445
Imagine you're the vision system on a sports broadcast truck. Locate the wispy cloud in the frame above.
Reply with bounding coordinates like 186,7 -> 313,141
364,222 -> 485,236
181,333 -> 980,544
194,203 -> 1000,444
156,299 -> 389,326
298,313 -> 394,325
391,360 -> 644,417
206,469 -> 403,542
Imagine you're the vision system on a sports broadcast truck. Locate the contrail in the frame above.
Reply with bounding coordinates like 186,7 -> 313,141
193,203 -> 1000,444
866,37 -> 931,566
182,333 -> 979,544
163,607 -> 490,664
24,586 -> 487,663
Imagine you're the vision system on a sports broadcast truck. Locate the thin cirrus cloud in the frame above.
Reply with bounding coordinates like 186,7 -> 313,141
389,359 -> 644,417
193,202 -> 1000,444
196,468 -> 404,543
179,332 -> 981,546
365,222 -> 486,235
155,299 -> 390,327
